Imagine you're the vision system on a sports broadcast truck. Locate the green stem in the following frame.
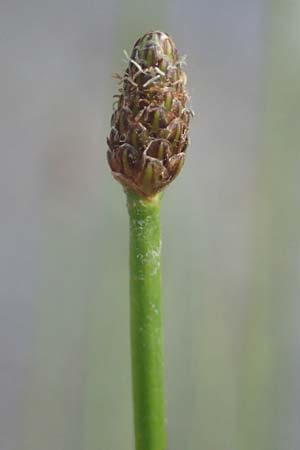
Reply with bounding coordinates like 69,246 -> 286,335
127,191 -> 166,450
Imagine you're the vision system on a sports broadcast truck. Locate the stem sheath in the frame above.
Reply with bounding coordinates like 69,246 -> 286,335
127,192 -> 166,450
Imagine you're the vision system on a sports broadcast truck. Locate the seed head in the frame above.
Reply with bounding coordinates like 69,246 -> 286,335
107,31 -> 192,199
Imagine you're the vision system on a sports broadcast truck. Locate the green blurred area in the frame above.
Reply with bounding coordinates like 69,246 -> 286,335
2,0 -> 299,449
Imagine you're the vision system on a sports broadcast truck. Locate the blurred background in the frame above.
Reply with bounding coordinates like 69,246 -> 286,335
1,0 -> 300,449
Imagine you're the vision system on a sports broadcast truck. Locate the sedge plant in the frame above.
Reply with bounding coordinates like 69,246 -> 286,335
107,31 -> 191,450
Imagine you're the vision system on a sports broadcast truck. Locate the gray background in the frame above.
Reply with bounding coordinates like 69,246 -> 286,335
1,0 -> 300,449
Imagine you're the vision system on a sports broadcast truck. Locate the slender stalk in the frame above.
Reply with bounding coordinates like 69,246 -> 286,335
127,191 -> 166,450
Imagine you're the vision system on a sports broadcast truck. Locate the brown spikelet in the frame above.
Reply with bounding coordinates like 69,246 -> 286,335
107,31 -> 192,199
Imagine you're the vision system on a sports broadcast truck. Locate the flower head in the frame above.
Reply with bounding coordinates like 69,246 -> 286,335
107,31 -> 191,199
